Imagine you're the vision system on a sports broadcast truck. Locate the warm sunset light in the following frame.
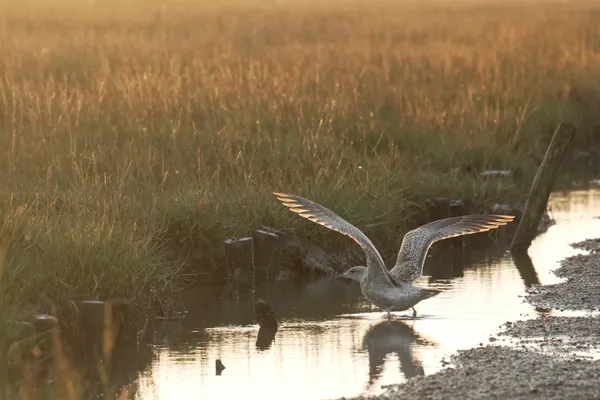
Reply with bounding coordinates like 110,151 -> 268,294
133,190 -> 600,399
2,0 -> 600,399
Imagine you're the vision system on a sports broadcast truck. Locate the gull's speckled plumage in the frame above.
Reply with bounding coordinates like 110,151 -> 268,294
273,192 -> 514,319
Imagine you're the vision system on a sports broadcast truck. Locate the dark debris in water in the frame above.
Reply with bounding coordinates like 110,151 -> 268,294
215,359 -> 226,376
255,299 -> 278,351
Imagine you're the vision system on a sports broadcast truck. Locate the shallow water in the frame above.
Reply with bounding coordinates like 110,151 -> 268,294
133,188 -> 600,400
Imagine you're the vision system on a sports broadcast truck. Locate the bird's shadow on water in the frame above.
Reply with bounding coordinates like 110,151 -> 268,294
361,319 -> 436,390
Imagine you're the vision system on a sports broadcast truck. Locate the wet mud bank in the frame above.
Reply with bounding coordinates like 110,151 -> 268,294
346,238 -> 600,400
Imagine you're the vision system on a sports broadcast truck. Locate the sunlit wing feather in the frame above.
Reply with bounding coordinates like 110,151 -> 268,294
390,214 -> 515,282
273,192 -> 396,286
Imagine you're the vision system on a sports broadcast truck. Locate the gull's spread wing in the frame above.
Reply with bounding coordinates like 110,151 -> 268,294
390,214 -> 514,282
273,192 -> 396,286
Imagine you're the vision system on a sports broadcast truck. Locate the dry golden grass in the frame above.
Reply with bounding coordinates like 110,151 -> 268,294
1,0 -> 600,382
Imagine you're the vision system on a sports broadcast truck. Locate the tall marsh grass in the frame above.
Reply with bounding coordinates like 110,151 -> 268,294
1,1 -> 600,385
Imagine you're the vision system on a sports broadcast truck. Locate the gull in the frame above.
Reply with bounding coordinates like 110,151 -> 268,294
273,192 -> 514,320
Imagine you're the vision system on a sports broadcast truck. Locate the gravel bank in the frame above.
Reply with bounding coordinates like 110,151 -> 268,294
499,315 -> 600,358
342,239 -> 600,400
526,239 -> 600,311
354,346 -> 600,400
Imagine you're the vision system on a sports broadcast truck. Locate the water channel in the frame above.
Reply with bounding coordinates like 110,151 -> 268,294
132,188 -> 600,400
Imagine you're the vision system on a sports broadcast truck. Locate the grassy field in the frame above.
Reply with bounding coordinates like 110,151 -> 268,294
1,0 -> 600,384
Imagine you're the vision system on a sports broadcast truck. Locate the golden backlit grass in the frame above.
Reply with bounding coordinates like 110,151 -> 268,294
1,0 -> 600,371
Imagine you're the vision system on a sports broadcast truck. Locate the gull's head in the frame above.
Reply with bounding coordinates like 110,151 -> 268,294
336,266 -> 368,283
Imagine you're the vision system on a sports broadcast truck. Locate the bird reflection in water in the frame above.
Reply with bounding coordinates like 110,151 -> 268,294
362,319 -> 435,389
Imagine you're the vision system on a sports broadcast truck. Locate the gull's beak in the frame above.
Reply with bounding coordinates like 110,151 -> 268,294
334,273 -> 349,281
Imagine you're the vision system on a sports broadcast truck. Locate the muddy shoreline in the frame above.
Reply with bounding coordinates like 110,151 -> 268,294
344,238 -> 600,400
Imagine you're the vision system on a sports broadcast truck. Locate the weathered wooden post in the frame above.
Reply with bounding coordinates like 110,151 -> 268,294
32,314 -> 59,359
79,299 -> 137,388
223,237 -> 253,278
222,237 -> 253,297
511,123 -> 577,250
252,227 -> 283,282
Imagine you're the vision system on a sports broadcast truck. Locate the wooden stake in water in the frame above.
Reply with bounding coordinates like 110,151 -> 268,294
511,123 -> 577,251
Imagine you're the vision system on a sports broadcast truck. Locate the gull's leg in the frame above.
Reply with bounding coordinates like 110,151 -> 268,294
412,307 -> 417,318
387,310 -> 392,321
